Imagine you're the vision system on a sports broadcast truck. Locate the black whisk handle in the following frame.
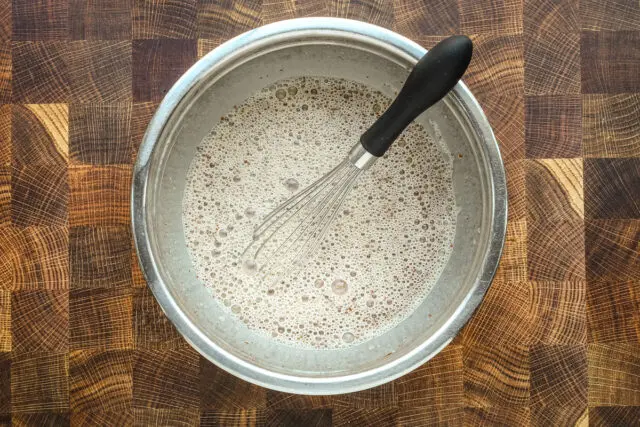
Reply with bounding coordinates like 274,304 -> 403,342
360,35 -> 473,157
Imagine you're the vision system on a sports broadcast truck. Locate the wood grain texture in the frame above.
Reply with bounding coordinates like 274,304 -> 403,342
200,409 -> 264,427
68,165 -> 131,226
458,0 -> 523,34
69,349 -> 132,412
266,391 -> 332,410
393,0 -> 458,36
133,0 -> 197,39
130,102 -> 157,161
588,343 -> 640,406
582,94 -> 640,158
0,293 -> 9,352
526,159 -> 583,222
133,287 -> 185,349
0,353 -> 10,414
69,103 -> 132,165
524,0 -> 579,34
525,95 -> 582,158
132,39 -> 197,102
262,0 -> 327,24
495,220 -> 527,282
11,42 -> 69,103
132,348 -> 199,410
0,0 -> 10,43
11,165 -> 68,227
396,406 -> 462,426
70,226 -> 132,289
133,408 -> 199,426
198,0 -> 262,39
581,31 -> 640,93
587,281 -> 640,344
584,158 -> 640,219
10,353 -> 68,413
463,406 -> 530,427
11,290 -> 68,354
200,356 -> 267,410
0,43 -> 10,104
0,106 -> 10,166
12,412 -> 70,427
12,104 -> 69,167
71,410 -> 133,426
589,406 -> 640,427
68,41 -> 132,103
327,0 -> 394,28
332,382 -> 396,409
527,220 -> 585,281
580,0 -> 640,31
11,0 -> 69,41
524,31 -> 580,95
69,0 -> 133,40
332,407 -> 396,426
530,404 -> 587,427
0,169 -> 9,227
530,281 -> 586,344
69,288 -> 133,350
530,344 -> 587,407
585,219 -> 640,282
463,342 -> 530,407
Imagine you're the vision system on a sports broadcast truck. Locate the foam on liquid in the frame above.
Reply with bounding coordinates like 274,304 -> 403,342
183,77 -> 457,349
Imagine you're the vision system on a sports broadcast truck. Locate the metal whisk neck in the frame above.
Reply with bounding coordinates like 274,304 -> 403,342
348,143 -> 378,171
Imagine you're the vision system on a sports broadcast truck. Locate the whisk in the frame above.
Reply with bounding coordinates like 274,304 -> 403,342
242,35 -> 473,275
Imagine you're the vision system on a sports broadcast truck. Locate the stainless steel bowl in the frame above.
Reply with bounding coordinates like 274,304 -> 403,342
132,18 -> 507,394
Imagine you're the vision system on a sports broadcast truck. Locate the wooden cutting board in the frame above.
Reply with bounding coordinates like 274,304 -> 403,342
0,0 -> 639,425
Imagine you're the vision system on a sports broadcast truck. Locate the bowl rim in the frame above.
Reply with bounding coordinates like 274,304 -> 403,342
132,17 -> 507,395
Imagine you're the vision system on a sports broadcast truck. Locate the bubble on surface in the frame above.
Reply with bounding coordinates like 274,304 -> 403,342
183,76 -> 457,349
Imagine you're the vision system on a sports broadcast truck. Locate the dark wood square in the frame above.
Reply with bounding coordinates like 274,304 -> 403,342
458,0 -> 523,34
464,34 -> 524,99
12,412 -> 70,426
581,31 -> 640,93
133,0 -> 197,39
11,164 -> 68,227
68,165 -> 131,226
132,348 -> 199,410
70,349 -> 132,412
332,407 -> 396,426
11,104 -> 69,167
11,290 -> 68,353
526,159 -> 583,222
0,354 -> 9,414
530,405 -> 586,427
71,410 -> 133,426
0,293 -> 8,352
530,344 -> 587,407
525,96 -> 582,158
266,391 -> 332,410
68,41 -> 132,102
200,409 -> 264,427
461,280 -> 531,347
586,219 -> 640,282
133,288 -> 185,349
0,43 -> 10,103
0,0 -> 10,43
11,41 -> 69,103
0,168 -> 9,227
69,103 -> 132,165
580,0 -> 640,31
589,407 -> 640,427
69,288 -> 133,350
525,32 -> 580,95
396,407 -> 462,426
395,344 -> 462,408
464,407 -> 530,426
463,342 -> 530,407
69,0 -> 132,40
132,39 -> 197,102
393,0 -> 458,36
130,102 -> 157,162
197,0 -> 262,39
332,382 -> 396,409
12,0 -> 69,40
524,0 -> 579,34
583,94 -> 640,158
587,281 -> 640,343
269,0 -> 329,24
588,344 -> 640,406
0,105 -> 9,166
476,93 -> 525,162
527,220 -> 585,281
584,158 -> 640,219
10,353 -> 69,412
133,409 -> 199,426
200,357 -> 267,410
530,281 -> 586,345
70,226 -> 132,289
0,226 -> 69,290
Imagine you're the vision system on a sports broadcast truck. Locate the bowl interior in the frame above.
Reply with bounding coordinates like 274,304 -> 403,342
141,34 -> 495,382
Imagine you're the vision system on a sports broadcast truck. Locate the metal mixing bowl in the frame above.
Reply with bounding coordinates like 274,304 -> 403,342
132,18 -> 507,394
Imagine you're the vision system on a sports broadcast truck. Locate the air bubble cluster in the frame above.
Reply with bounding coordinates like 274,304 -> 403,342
183,76 -> 457,349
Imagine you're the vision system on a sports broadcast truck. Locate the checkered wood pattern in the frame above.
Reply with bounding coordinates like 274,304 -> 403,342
0,0 -> 639,425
